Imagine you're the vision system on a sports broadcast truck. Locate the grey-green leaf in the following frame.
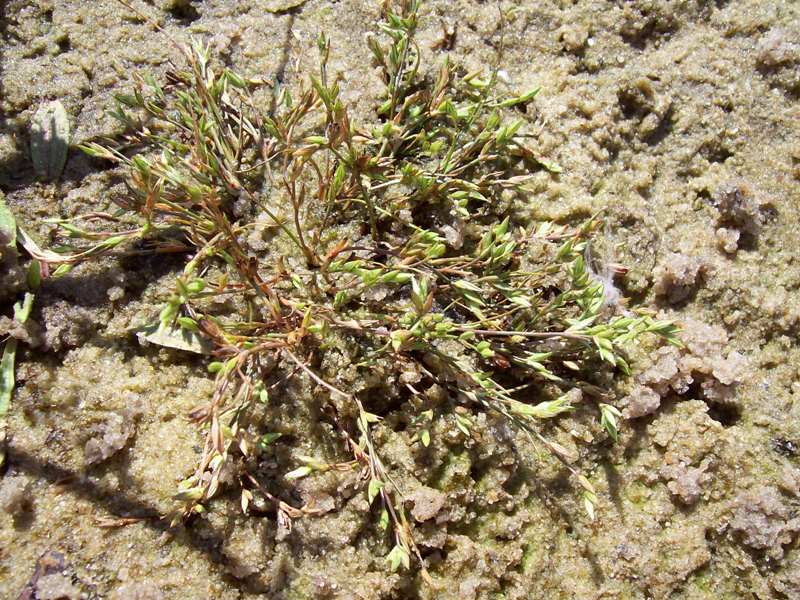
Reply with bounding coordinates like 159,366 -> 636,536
14,292 -> 36,325
30,100 -> 71,180
0,339 -> 18,417
0,191 -> 17,255
265,0 -> 311,13
136,323 -> 214,355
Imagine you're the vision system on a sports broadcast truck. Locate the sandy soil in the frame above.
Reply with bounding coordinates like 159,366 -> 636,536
1,0 -> 800,598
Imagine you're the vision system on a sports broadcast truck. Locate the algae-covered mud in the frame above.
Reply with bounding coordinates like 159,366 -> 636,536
1,1 -> 800,598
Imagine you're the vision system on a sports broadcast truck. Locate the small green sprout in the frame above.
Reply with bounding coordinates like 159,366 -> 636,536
599,403 -> 623,442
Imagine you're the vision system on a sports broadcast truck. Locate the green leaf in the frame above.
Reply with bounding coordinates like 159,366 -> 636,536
453,279 -> 482,293
368,478 -> 384,504
455,413 -> 471,435
509,394 -> 574,419
27,261 -> 41,290
258,433 -> 282,449
285,465 -> 312,480
475,340 -> 495,358
257,386 -> 270,403
13,292 -> 35,324
499,87 -> 540,108
332,162 -> 347,195
599,403 -> 622,442
386,544 -> 410,572
51,263 -> 72,277
177,316 -> 200,332
79,142 -> 116,160
0,338 -> 18,417
420,429 -> 430,447
173,486 -> 205,502
186,279 -> 206,294
535,157 -> 562,173
0,192 -> 17,254
30,100 -> 71,180
582,491 -> 597,521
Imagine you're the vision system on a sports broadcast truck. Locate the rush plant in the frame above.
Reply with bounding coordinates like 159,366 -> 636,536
23,0 -> 678,576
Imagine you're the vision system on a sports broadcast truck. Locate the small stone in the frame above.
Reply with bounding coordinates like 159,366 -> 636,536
622,384 -> 661,419
0,474 -> 33,516
408,486 -> 446,522
110,582 -> 164,600
560,24 -> 589,53
660,460 -> 708,505
710,351 -> 747,386
35,572 -> 80,600
653,253 -> 706,304
730,486 -> 800,559
714,179 -> 764,238
715,227 -> 739,254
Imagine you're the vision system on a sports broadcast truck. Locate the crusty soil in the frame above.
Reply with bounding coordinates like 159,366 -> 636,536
1,1 -> 800,598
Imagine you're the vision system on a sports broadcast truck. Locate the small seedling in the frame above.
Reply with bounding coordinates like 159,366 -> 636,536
0,193 -> 42,469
